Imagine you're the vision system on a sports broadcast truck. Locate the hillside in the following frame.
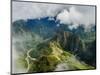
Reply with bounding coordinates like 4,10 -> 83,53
24,40 -> 94,72
12,19 -> 96,73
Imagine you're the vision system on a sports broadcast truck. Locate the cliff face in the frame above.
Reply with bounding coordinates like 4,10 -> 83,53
52,31 -> 84,54
51,31 -> 96,67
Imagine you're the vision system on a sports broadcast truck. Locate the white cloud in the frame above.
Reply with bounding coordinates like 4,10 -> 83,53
70,7 -> 83,24
57,7 -> 82,24
68,24 -> 79,30
12,1 -> 96,30
56,7 -> 83,30
48,17 -> 55,21
56,24 -> 60,27
57,9 -> 71,24
12,1 -> 65,22
56,6 -> 95,30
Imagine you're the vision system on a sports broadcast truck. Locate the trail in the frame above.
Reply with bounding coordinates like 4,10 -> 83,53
25,48 -> 37,72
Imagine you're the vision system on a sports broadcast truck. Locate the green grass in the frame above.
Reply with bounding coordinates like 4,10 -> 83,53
17,41 -> 94,72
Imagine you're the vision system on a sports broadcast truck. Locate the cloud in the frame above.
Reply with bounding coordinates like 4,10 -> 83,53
12,1 -> 96,31
70,7 -> 83,24
57,9 -> 71,24
57,7 -> 82,24
68,24 -> 79,30
56,6 -> 95,30
12,1 -> 65,22
56,7 -> 83,30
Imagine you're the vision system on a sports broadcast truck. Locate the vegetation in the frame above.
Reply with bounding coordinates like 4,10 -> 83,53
12,19 -> 96,73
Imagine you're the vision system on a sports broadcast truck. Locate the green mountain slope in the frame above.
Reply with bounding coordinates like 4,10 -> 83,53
24,41 -> 94,73
16,31 -> 95,73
